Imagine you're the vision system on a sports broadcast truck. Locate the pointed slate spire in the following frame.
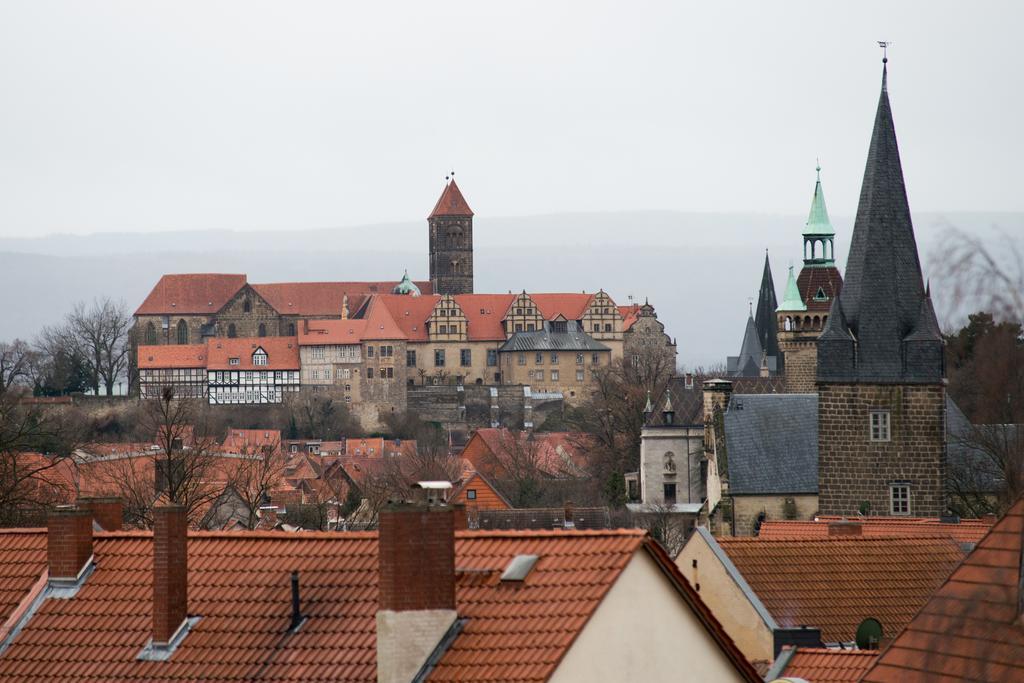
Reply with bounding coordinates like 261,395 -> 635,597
755,251 -> 781,363
779,265 -> 807,312
818,59 -> 942,384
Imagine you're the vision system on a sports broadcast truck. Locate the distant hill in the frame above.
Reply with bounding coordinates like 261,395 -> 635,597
3,211 -> 1019,367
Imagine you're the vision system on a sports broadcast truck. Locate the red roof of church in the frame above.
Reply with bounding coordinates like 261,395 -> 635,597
429,179 -> 474,218
252,281 -> 431,317
134,274 -> 247,316
862,498 -> 1024,682
206,337 -> 300,370
796,266 -> 843,313
297,318 -> 369,345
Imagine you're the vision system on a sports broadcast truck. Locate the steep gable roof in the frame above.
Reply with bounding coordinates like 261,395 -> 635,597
862,497 -> 1024,682
206,337 -> 299,370
360,297 -> 407,341
755,253 -> 780,360
716,535 -> 965,644
137,344 -> 207,369
135,274 -> 247,316
724,393 -> 818,495
429,179 -> 474,218
529,293 -> 594,321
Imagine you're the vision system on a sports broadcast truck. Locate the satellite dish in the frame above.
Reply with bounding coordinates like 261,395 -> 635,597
855,618 -> 883,650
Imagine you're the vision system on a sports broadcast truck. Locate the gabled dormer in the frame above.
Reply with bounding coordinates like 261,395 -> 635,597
581,290 -> 623,340
503,292 -> 544,336
428,295 -> 468,342
252,346 -> 268,366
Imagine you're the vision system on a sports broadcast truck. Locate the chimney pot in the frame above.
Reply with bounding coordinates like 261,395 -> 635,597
47,506 -> 93,580
153,505 -> 189,645
79,497 -> 124,531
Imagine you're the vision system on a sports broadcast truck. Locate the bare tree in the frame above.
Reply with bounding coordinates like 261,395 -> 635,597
934,226 -> 1024,325
0,340 -> 34,396
949,423 -> 1023,517
67,298 -> 133,396
229,437 -> 287,529
284,392 -> 361,439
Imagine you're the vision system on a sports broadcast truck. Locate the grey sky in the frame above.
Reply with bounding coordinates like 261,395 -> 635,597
0,1 -> 1020,238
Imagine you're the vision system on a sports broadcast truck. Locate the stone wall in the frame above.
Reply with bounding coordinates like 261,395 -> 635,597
778,335 -> 817,393
818,382 -> 946,517
732,494 -> 819,537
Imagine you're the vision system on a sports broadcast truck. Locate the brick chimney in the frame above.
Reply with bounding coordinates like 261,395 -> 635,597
153,505 -> 189,646
828,520 -> 863,537
80,497 -> 123,531
47,506 -> 93,583
376,502 -> 458,683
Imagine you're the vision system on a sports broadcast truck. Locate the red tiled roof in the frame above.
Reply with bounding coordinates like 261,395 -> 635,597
529,293 -> 594,320
137,344 -> 207,369
429,179 -> 474,218
252,281 -> 430,317
618,304 -> 640,331
375,294 -> 440,341
221,429 -> 282,453
777,647 -> 878,682
134,274 -> 247,316
759,517 -> 994,544
465,429 -> 592,479
375,293 -> 517,342
297,318 -> 369,346
0,530 -> 46,627
206,337 -> 299,370
862,498 -> 1024,682
359,297 -> 406,341
796,266 -> 843,313
0,528 -> 760,682
716,535 -> 966,644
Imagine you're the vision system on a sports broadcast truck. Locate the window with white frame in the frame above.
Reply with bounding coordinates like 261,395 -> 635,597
312,346 -> 325,360
229,357 -> 240,366
253,349 -> 268,366
870,410 -> 890,441
890,482 -> 911,515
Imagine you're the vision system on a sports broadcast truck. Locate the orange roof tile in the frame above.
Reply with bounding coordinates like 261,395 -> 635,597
618,304 -> 640,331
375,294 -> 440,341
775,647 -> 878,682
0,530 -> 46,627
429,179 -> 474,218
359,297 -> 407,341
716,535 -> 966,645
759,517 -> 994,544
862,498 -> 1024,682
137,344 -> 207,369
221,429 -> 282,453
134,274 -> 247,316
0,528 -> 760,682
457,294 -> 517,340
297,318 -> 369,345
529,293 -> 593,320
205,337 -> 299,370
464,429 -> 592,479
252,281 -> 430,317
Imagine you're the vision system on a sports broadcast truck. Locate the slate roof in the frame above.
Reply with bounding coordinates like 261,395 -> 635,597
499,323 -> 608,353
818,62 -> 943,384
862,497 -> 1024,682
716,535 -> 965,644
758,516 -> 995,545
0,528 -> 760,683
755,253 -> 780,362
645,375 -> 704,427
771,647 -> 878,683
724,393 -> 818,495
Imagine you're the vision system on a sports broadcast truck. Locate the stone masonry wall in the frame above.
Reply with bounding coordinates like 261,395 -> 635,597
779,337 -> 817,393
732,494 -> 819,537
818,382 -> 946,517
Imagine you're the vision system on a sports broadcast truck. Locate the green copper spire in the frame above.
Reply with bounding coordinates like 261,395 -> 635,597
391,270 -> 421,296
779,265 -> 807,312
803,163 -> 835,237
801,163 -> 837,267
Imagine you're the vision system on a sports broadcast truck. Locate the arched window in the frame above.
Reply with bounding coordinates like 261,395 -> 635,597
145,322 -> 157,345
243,298 -> 252,313
176,319 -> 188,345
803,315 -> 812,329
813,315 -> 821,329
450,259 -> 460,275
287,322 -> 295,336
784,316 -> 793,332
227,323 -> 237,338
258,323 -> 266,337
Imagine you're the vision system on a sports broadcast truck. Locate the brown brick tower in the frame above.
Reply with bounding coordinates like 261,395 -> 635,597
428,176 -> 474,295
816,59 -> 946,517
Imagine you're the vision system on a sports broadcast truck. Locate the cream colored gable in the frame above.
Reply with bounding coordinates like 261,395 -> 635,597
549,548 -> 750,683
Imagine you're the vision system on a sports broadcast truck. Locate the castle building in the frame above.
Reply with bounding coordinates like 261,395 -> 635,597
776,166 -> 844,392
816,59 -> 945,517
428,177 -> 474,295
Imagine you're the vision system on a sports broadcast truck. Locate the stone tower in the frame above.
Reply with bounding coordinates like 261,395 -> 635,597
816,59 -> 945,517
777,165 -> 844,392
428,178 -> 474,295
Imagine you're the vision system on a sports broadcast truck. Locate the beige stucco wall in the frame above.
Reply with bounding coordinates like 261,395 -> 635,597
732,494 -> 820,537
376,608 -> 456,683
500,349 -> 610,403
405,340 -> 504,386
676,530 -> 775,668
549,548 -> 750,683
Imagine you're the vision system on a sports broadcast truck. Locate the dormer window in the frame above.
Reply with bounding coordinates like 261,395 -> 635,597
814,287 -> 828,301
253,349 -> 268,366
229,357 -> 240,366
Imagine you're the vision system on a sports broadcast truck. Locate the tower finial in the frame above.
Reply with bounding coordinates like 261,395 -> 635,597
878,41 -> 891,91
816,158 -> 821,180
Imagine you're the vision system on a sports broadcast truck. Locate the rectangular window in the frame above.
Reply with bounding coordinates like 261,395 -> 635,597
550,320 -> 568,334
604,323 -> 612,332
312,346 -> 324,360
381,345 -> 393,357
593,324 -> 600,332
550,352 -> 558,364
253,353 -> 268,366
536,370 -> 544,381
518,353 -> 526,366
535,353 -> 543,365
576,369 -> 584,381
406,350 -> 417,367
576,353 -> 584,365
551,370 -> 559,381
870,410 -> 891,441
526,323 -> 535,332
591,353 -> 600,365
467,489 -> 477,500
460,349 -> 471,367
890,483 -> 911,515
664,483 -> 677,506
515,323 -> 523,332
366,346 -> 374,358
229,357 -> 240,366
439,325 -> 448,334
486,349 -> 497,367
434,349 -> 445,367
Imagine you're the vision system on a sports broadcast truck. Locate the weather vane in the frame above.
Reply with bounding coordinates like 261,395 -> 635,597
877,41 -> 892,62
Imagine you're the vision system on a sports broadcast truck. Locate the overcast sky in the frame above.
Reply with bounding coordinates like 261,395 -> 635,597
0,1 -> 1020,238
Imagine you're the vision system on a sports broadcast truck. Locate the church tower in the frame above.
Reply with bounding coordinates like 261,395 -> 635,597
777,165 -> 844,392
428,177 -> 474,295
816,58 -> 945,517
